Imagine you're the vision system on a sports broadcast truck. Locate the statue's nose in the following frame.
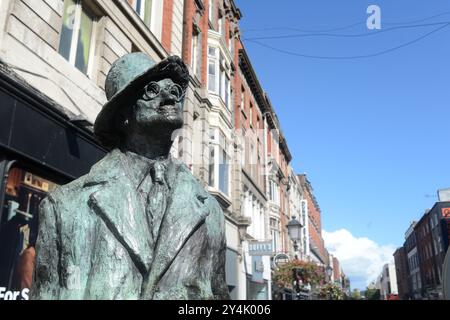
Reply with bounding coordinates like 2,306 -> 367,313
159,88 -> 176,105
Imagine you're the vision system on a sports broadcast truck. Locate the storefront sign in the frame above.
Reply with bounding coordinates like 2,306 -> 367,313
273,253 -> 290,268
442,208 -> 450,218
248,240 -> 273,256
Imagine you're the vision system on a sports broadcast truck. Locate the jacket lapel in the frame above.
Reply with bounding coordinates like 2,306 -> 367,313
141,164 -> 211,299
85,150 -> 153,276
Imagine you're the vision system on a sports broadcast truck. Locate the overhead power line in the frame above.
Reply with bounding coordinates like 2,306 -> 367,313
242,21 -> 364,34
244,22 -> 450,60
241,11 -> 450,34
243,21 -> 450,41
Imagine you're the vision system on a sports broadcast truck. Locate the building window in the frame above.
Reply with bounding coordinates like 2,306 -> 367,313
249,102 -> 254,127
240,86 -> 245,111
218,131 -> 230,195
218,14 -> 223,35
270,218 -> 280,252
208,47 -> 230,109
191,29 -> 200,78
208,47 -> 217,93
209,128 -> 230,196
241,128 -> 247,166
269,180 -> 280,206
130,0 -> 153,27
209,0 -> 214,23
229,31 -> 234,57
59,0 -> 97,75
208,145 -> 215,187
224,74 -> 230,108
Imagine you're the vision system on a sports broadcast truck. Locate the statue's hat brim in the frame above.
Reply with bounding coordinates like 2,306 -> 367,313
94,56 -> 189,148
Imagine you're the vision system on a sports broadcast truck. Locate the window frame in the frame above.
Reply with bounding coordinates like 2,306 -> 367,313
58,0 -> 98,77
208,127 -> 230,196
130,0 -> 155,28
191,28 -> 199,77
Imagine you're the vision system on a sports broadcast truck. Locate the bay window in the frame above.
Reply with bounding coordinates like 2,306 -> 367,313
207,46 -> 231,109
59,0 -> 97,75
208,47 -> 217,92
208,128 -> 230,196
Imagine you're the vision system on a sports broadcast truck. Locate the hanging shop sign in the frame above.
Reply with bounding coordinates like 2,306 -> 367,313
248,240 -> 273,256
272,253 -> 290,268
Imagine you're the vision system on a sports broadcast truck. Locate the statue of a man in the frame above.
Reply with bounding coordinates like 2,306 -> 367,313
31,53 -> 229,300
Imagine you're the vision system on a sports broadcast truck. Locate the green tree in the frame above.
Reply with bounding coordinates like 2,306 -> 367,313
318,283 -> 345,300
365,288 -> 381,300
273,259 -> 325,290
351,289 -> 361,300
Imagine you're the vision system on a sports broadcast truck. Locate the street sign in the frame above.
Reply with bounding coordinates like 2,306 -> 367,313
248,240 -> 273,256
273,253 -> 290,268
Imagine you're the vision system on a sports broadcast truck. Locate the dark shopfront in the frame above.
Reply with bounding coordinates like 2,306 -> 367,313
0,64 -> 106,295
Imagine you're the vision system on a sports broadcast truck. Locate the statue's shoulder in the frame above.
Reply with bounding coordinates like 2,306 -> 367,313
173,160 -> 224,217
44,150 -> 121,212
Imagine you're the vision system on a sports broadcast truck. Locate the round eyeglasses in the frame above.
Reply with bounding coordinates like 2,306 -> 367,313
142,81 -> 185,102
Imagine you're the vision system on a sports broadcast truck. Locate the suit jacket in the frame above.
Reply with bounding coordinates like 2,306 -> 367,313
31,149 -> 229,300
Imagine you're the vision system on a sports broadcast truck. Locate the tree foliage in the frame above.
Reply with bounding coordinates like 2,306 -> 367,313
364,288 -> 381,300
273,259 -> 325,290
318,283 -> 346,300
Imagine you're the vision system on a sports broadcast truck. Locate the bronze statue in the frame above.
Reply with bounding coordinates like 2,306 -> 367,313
31,53 -> 229,300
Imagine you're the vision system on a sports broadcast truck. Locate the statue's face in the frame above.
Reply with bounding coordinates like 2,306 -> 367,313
132,78 -> 184,131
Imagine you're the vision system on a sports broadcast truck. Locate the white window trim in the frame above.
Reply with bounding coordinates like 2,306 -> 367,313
63,1 -> 97,78
191,31 -> 198,76
207,45 -> 231,109
209,0 -> 214,23
130,0 -> 161,38
208,127 -> 230,196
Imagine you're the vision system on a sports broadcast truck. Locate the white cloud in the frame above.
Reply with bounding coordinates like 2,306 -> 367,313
322,229 -> 396,290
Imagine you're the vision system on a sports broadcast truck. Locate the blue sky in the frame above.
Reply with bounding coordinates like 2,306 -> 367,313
236,0 -> 450,289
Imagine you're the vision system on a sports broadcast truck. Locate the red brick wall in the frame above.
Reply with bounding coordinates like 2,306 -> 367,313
333,257 -> 340,280
304,185 -> 326,262
182,0 -> 209,87
415,213 -> 439,289
162,0 -> 174,53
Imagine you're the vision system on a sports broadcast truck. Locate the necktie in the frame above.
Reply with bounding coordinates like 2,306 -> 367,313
146,161 -> 168,242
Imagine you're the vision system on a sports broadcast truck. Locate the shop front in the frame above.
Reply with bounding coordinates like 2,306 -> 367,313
0,64 -> 106,295
245,240 -> 272,300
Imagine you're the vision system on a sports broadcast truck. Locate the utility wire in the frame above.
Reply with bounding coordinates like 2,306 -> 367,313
241,11 -> 450,34
384,11 -> 450,26
245,22 -> 450,60
243,21 -> 450,41
242,21 -> 364,34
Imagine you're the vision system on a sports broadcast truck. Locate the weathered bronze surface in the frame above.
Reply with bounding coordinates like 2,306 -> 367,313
31,53 -> 229,300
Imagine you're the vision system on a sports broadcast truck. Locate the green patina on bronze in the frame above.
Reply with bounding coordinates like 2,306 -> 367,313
31,53 -> 230,300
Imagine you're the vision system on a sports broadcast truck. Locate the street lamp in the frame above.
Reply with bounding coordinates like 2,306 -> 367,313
326,265 -> 333,281
286,215 -> 303,253
287,216 -> 304,300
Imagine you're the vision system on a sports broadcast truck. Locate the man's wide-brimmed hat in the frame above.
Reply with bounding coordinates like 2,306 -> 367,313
94,53 -> 189,148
